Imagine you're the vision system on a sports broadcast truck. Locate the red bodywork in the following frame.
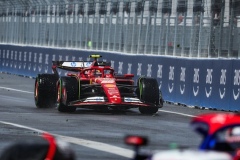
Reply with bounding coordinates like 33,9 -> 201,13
191,113 -> 240,159
52,59 -> 152,108
192,113 -> 240,135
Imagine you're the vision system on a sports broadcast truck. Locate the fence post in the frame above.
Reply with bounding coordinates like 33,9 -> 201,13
237,16 -> 240,58
227,0 -> 234,58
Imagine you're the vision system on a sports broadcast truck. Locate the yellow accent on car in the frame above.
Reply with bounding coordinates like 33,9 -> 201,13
89,54 -> 102,58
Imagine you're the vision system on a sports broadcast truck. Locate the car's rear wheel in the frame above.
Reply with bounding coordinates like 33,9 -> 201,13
137,77 -> 160,114
57,77 -> 78,112
34,74 -> 58,108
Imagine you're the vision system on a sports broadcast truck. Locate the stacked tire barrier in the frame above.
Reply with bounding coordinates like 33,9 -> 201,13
0,44 -> 239,112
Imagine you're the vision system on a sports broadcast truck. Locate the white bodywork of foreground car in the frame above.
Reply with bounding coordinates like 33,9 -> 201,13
152,150 -> 232,160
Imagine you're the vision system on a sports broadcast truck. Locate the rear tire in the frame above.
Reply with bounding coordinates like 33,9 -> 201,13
57,77 -> 78,112
137,77 -> 160,114
34,74 -> 58,108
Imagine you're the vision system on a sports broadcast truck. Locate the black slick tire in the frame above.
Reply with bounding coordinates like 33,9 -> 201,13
137,77 -> 160,114
34,74 -> 58,108
57,77 -> 78,113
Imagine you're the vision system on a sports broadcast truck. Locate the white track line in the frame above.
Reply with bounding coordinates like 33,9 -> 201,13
0,86 -> 33,94
0,120 -> 134,158
159,110 -> 197,118
54,134 -> 134,158
0,86 -> 196,117
0,86 -> 196,158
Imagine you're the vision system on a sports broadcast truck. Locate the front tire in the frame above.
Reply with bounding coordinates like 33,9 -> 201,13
137,77 -> 160,114
139,107 -> 159,115
57,77 -> 78,112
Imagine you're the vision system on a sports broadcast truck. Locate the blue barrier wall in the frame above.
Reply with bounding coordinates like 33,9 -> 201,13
0,44 -> 239,112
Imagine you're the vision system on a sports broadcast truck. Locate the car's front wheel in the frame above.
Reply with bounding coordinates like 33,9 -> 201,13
57,77 -> 78,113
137,77 -> 160,114
139,107 -> 159,115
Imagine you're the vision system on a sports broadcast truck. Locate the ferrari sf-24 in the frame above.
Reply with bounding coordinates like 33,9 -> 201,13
34,54 -> 163,114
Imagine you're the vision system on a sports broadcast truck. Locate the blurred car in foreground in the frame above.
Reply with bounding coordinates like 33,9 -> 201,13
125,113 -> 240,160
191,112 -> 240,159
34,54 -> 163,114
0,133 -> 75,160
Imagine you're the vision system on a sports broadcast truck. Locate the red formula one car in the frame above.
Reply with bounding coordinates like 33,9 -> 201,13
125,113 -> 240,160
34,54 -> 163,114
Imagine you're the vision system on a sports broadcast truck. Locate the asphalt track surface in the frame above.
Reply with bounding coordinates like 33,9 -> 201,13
0,73 -> 227,160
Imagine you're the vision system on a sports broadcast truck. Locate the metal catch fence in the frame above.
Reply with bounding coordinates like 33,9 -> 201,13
0,0 -> 240,58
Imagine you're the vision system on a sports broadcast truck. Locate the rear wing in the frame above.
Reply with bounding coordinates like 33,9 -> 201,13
52,61 -> 111,72
52,61 -> 93,72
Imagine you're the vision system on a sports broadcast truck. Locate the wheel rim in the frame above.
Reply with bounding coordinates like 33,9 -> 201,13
57,85 -> 61,103
34,81 -> 39,101
57,84 -> 67,104
62,87 -> 67,104
139,83 -> 143,99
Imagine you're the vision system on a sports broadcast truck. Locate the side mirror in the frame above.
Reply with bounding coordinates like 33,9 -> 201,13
124,135 -> 148,147
124,135 -> 149,160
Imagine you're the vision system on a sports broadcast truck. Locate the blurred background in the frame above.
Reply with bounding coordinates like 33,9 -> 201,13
0,0 -> 239,58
